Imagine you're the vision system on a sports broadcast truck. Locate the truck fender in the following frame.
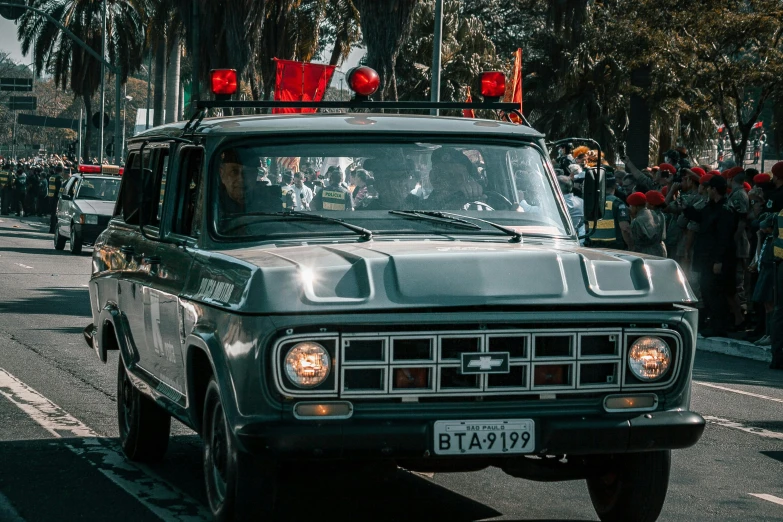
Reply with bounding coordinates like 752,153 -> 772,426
183,325 -> 237,434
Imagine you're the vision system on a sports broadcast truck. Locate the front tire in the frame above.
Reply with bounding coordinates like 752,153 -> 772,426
203,377 -> 277,521
586,450 -> 671,522
69,224 -> 83,254
117,355 -> 171,462
53,225 -> 66,250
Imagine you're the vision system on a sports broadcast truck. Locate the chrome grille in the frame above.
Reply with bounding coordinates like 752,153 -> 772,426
272,328 -> 682,399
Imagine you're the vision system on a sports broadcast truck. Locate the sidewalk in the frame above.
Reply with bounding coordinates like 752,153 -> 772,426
697,334 -> 772,362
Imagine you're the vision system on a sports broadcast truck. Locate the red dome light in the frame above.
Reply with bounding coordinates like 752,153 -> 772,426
347,66 -> 380,97
480,71 -> 505,99
211,69 -> 237,96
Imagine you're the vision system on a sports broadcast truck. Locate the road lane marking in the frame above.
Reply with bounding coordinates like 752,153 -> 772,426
750,494 -> 783,506
694,381 -> 783,404
0,367 -> 209,521
14,263 -> 33,270
703,415 -> 783,440
0,367 -> 97,437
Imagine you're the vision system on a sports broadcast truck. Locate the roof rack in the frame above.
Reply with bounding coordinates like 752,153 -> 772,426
195,100 -> 522,111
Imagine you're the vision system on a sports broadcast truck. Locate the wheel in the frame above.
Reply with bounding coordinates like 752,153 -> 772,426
117,355 -> 171,462
69,224 -> 83,254
203,377 -> 277,521
53,225 -> 66,250
483,190 -> 515,210
586,450 -> 671,522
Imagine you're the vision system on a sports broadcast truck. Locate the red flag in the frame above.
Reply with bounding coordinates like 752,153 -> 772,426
272,58 -> 337,114
505,48 -> 523,123
462,87 -> 475,118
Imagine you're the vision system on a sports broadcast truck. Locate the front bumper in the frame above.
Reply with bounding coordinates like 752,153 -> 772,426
237,410 -> 705,459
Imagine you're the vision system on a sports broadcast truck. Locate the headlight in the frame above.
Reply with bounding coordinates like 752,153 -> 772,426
284,342 -> 331,388
84,214 -> 98,224
628,336 -> 671,381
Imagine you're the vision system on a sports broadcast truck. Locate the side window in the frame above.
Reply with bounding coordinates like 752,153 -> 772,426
66,177 -> 78,198
115,152 -> 143,223
62,177 -> 76,198
172,147 -> 205,237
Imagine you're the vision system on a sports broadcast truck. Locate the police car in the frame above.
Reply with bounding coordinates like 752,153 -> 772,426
83,67 -> 704,522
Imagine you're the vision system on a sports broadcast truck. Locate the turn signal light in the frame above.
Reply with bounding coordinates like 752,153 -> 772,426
347,66 -> 380,97
294,401 -> 353,419
480,71 -> 505,99
603,394 -> 658,412
211,69 -> 238,96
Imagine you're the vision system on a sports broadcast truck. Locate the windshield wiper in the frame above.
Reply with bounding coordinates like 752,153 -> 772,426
388,210 -> 482,230
226,211 -> 373,241
411,210 -> 523,243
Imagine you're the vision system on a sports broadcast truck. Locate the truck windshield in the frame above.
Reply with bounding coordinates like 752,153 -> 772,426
210,140 -> 572,240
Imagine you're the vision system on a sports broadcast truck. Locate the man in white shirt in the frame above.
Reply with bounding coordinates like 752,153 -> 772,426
291,171 -> 313,211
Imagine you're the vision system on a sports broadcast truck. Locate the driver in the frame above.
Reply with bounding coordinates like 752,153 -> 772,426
218,149 -> 245,214
423,147 -> 486,210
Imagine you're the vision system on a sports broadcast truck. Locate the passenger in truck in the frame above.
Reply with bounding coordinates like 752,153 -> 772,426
218,149 -> 246,214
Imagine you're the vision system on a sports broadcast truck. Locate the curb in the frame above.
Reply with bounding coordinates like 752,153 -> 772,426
696,335 -> 772,362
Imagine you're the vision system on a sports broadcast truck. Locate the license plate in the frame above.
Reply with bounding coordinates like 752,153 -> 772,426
433,419 -> 535,455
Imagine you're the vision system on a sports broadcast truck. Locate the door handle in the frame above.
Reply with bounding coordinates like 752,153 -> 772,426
142,256 -> 161,266
120,245 -> 135,255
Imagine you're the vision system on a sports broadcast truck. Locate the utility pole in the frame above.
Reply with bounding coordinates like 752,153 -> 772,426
146,53 -> 152,129
429,0 -> 443,116
77,107 -> 82,162
191,0 -> 200,114
99,0 -> 106,164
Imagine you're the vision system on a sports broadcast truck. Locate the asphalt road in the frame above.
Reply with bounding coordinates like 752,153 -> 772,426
0,214 -> 782,522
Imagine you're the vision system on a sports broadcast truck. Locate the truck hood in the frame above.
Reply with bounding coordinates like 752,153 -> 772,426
183,240 -> 695,314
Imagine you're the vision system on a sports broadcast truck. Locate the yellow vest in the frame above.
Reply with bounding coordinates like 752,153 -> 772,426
591,199 -> 617,244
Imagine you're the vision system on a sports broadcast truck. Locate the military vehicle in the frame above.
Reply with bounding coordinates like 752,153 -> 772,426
84,67 -> 704,522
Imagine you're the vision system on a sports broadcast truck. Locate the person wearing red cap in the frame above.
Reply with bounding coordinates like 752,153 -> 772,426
666,169 -> 705,272
627,192 -> 666,257
684,175 -> 736,337
655,163 -> 676,192
764,161 -> 783,213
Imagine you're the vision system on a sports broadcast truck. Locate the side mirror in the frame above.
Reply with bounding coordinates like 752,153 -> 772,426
61,194 -> 71,201
582,167 -> 606,222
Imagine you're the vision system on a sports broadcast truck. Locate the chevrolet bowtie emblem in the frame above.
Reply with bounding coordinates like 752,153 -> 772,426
461,352 -> 510,374
468,356 -> 503,371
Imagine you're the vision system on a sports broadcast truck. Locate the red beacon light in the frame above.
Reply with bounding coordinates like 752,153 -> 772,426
211,69 -> 238,98
480,71 -> 505,101
78,164 -> 102,174
347,66 -> 380,99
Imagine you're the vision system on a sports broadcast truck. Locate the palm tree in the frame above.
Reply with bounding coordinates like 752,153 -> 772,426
353,0 -> 419,100
257,0 -> 328,102
18,0 -> 146,159
325,0 -> 361,68
395,0 -> 500,113
174,0 -> 266,109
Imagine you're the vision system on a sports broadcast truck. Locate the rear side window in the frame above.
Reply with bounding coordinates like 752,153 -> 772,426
115,152 -> 143,224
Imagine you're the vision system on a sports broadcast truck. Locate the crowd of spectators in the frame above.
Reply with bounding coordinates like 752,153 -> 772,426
558,144 -> 783,347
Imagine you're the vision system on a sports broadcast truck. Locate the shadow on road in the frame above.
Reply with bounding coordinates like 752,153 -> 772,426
0,246 -> 71,256
0,287 -> 91,317
0,434 -> 596,522
0,231 -> 55,241
693,351 -> 783,390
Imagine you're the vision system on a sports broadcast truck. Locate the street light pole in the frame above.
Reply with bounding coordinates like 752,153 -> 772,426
99,0 -> 106,164
429,0 -> 444,116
